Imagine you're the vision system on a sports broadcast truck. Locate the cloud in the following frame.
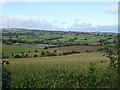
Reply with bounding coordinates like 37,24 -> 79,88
52,20 -> 58,23
104,5 -> 118,14
0,15 -> 61,30
65,23 -> 117,32
96,25 -> 118,32
0,15 -> 117,33
61,21 -> 67,24
74,19 -> 82,22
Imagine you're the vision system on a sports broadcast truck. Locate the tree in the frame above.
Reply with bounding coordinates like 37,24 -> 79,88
29,51 -> 31,53
14,54 -> 22,58
41,51 -> 45,56
102,35 -> 119,68
44,47 -> 48,49
12,54 -> 14,57
34,54 -> 38,57
25,53 -> 28,57
35,50 -> 38,52
53,50 -> 57,53
16,36 -> 18,38
21,52 -> 25,57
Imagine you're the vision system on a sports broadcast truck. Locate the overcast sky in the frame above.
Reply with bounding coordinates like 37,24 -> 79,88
0,2 -> 118,32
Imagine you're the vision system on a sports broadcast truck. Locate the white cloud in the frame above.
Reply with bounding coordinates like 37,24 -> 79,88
52,20 -> 58,23
0,15 -> 60,30
0,15 -> 118,33
65,23 -> 117,32
74,19 -> 82,22
61,21 -> 67,24
104,5 -> 118,14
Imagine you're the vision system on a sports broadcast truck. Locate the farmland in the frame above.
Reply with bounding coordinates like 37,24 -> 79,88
3,52 -> 118,88
49,45 -> 100,52
2,29 -> 116,46
2,28 -> 119,88
2,28 -> 117,59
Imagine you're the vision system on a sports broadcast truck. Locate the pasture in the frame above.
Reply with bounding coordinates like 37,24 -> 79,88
3,52 -> 118,88
2,29 -> 115,44
2,45 -> 44,58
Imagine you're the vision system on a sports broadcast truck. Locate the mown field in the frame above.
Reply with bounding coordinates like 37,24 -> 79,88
3,53 -> 118,88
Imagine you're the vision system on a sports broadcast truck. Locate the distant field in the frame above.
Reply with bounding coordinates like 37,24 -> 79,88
3,53 -> 109,88
49,45 -> 100,52
2,45 -> 44,58
2,45 -> 43,54
2,29 -> 115,44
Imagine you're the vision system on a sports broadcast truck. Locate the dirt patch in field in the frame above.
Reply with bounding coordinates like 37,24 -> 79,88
49,45 -> 100,52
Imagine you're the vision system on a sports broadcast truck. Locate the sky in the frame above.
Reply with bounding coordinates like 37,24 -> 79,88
0,2 -> 118,32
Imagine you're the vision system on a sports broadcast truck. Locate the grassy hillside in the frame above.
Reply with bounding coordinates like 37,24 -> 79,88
2,45 -> 41,54
2,45 -> 44,58
3,53 -> 118,88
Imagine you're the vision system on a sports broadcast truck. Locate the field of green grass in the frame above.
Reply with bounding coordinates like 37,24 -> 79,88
3,52 -> 118,88
2,29 -> 115,44
2,45 -> 44,58
2,45 -> 43,54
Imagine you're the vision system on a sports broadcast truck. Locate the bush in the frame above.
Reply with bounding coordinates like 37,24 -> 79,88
35,50 -> 38,52
44,47 -> 48,49
49,52 -> 57,56
53,50 -> 57,52
97,48 -> 104,51
45,51 -> 50,56
86,50 -> 89,53
12,54 -> 14,57
4,41 -> 13,45
14,54 -> 22,58
83,43 -> 88,46
25,54 -> 28,57
2,61 -> 10,65
34,54 -> 38,57
2,55 -> 9,59
41,51 -> 45,56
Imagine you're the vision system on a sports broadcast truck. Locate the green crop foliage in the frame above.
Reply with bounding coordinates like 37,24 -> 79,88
3,53 -> 119,88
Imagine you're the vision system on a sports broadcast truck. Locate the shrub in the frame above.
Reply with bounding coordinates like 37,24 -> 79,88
41,51 -> 45,56
4,41 -> 13,45
71,50 -> 76,53
2,61 -> 10,65
35,50 -> 38,52
2,55 -> 9,59
86,50 -> 89,53
97,48 -> 104,51
25,54 -> 28,57
44,47 -> 48,49
14,54 -> 22,58
45,51 -> 50,56
53,50 -> 57,52
90,50 -> 92,52
12,54 -> 14,57
34,54 -> 38,57
49,52 -> 57,56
